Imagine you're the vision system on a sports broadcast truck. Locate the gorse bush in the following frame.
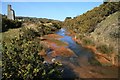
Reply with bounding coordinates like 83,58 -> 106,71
82,38 -> 94,46
36,23 -> 61,36
2,28 -> 63,80
20,27 -> 40,40
88,56 -> 102,66
2,17 -> 22,32
96,44 -> 113,54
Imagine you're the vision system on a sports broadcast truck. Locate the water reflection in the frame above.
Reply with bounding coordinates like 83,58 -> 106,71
56,28 -> 93,57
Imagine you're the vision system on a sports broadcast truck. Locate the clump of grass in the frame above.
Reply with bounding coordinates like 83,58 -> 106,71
82,38 -> 94,46
96,44 -> 113,54
76,34 -> 85,39
88,56 -> 102,66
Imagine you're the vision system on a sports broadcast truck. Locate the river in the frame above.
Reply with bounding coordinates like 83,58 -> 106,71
55,28 -> 94,66
45,28 -> 118,78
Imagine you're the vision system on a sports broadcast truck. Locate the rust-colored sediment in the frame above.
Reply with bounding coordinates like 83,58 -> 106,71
40,34 -> 63,40
39,32 -> 118,78
39,34 -> 75,58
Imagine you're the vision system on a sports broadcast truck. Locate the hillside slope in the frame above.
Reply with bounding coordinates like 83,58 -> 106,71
90,11 -> 119,56
64,2 -> 119,34
1,16 -> 62,45
63,2 -> 119,65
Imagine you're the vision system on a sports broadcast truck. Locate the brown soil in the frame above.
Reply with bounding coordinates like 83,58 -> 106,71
40,34 -> 63,40
69,30 -> 118,66
51,47 -> 76,57
40,34 -> 76,57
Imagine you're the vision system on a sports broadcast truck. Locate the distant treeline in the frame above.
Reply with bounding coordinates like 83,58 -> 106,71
16,16 -> 62,24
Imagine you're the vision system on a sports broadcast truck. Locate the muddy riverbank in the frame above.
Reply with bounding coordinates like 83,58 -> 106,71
39,28 -> 118,78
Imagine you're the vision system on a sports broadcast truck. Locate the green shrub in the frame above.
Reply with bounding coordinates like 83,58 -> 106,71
96,44 -> 113,54
20,27 -> 40,40
82,38 -> 94,46
65,17 -> 72,21
36,23 -> 61,36
2,28 -> 63,80
110,31 -> 120,38
2,17 -> 22,32
88,56 -> 102,66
